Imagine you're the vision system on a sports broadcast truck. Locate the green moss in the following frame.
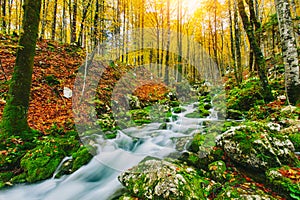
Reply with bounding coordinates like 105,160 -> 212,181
21,146 -> 62,182
289,134 -> 300,152
0,172 -> 14,182
20,133 -> 80,183
169,100 -> 180,107
71,146 -> 93,172
208,160 -> 226,182
185,110 -> 208,118
45,75 -> 60,86
189,133 -> 206,153
266,167 -> 300,199
172,107 -> 186,113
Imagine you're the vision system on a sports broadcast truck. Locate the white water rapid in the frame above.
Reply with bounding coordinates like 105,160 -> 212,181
0,103 -> 219,200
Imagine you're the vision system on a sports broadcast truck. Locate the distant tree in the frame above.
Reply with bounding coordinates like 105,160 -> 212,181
1,0 -> 42,134
275,0 -> 300,104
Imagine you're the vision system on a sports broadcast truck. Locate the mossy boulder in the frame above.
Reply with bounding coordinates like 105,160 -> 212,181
20,135 -> 80,182
20,146 -> 63,182
118,159 -> 220,199
227,77 -> 265,112
71,146 -> 93,172
172,107 -> 186,113
216,122 -> 299,171
185,109 -> 210,118
266,166 -> 300,200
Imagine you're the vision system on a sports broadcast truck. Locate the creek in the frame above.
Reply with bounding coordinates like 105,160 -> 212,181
0,103 -> 219,200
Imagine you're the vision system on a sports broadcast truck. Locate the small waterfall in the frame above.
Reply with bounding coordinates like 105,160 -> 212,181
52,156 -> 73,179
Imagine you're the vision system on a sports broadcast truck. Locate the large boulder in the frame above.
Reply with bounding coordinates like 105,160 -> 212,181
216,122 -> 298,171
118,159 -> 220,199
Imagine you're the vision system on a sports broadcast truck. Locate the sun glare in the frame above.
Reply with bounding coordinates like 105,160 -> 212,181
182,0 -> 201,15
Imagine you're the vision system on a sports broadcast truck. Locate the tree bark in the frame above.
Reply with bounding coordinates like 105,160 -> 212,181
1,0 -> 41,135
51,0 -> 58,40
237,0 -> 273,101
275,0 -> 300,104
234,1 -> 242,84
2,0 -> 6,33
71,0 -> 77,43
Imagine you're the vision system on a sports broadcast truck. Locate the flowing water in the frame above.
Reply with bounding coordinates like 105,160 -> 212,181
0,103 -> 219,200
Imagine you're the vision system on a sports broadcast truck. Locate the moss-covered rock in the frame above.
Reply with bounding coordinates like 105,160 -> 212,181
185,109 -> 210,118
208,160 -> 226,182
216,122 -> 299,171
118,159 -> 220,199
71,146 -> 93,172
227,77 -> 265,112
20,146 -> 62,182
266,166 -> 300,200
172,107 -> 186,113
20,134 -> 80,182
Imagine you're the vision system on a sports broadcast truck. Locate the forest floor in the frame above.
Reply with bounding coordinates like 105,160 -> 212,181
0,34 -> 84,132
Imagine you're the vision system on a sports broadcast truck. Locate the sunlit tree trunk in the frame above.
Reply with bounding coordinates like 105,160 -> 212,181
177,0 -> 182,82
237,0 -> 273,101
40,0 -> 49,40
228,0 -> 236,74
275,0 -> 300,104
234,1 -> 242,85
1,0 -> 41,135
164,0 -> 170,84
61,0 -> 66,43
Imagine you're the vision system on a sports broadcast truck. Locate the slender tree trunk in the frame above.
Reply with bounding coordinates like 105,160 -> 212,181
40,0 -> 49,40
77,0 -> 92,46
1,0 -> 42,135
275,0 -> 300,104
51,0 -> 58,40
228,0 -> 236,74
7,0 -> 12,34
94,0 -> 99,47
164,0 -> 170,84
177,0 -> 182,82
71,0 -> 77,43
2,0 -> 6,33
234,2 -> 242,84
61,0 -> 66,42
237,0 -> 273,101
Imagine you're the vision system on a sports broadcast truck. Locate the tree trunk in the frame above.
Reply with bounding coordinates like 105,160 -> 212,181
71,0 -> 77,43
237,0 -> 273,101
2,0 -> 6,33
1,0 -> 41,135
275,0 -> 300,104
77,0 -> 92,46
51,0 -> 58,40
164,0 -> 170,84
234,1 -> 242,84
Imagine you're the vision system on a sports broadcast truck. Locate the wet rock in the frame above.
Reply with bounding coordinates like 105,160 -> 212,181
216,122 -> 299,171
127,94 -> 141,109
118,159 -> 220,199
